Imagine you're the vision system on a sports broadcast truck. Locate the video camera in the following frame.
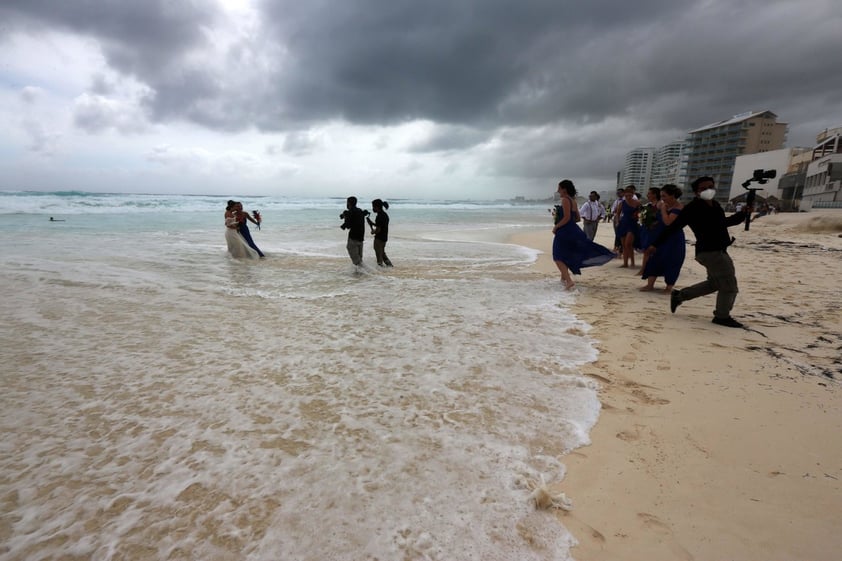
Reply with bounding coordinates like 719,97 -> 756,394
340,208 -> 369,229
750,169 -> 776,184
741,169 -> 776,231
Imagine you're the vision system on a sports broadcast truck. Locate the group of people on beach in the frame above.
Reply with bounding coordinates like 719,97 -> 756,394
225,176 -> 752,328
552,177 -> 753,328
224,196 -> 393,268
610,183 -> 686,292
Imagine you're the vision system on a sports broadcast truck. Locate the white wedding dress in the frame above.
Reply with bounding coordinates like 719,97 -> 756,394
225,216 -> 259,259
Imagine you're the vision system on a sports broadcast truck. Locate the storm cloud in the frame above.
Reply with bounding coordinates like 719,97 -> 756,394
1,0 -> 840,197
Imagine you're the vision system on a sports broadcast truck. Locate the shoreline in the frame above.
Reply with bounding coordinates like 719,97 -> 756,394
510,211 -> 842,560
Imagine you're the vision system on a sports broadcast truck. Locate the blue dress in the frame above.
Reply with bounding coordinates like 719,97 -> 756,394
552,204 -> 615,275
641,208 -> 686,285
638,203 -> 663,251
239,221 -> 265,258
616,199 -> 640,241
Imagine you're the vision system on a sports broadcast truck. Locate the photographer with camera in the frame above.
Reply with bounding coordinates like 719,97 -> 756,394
645,176 -> 753,328
340,196 -> 369,266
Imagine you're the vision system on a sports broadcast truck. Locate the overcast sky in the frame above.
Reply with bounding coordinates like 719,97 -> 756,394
1,0 -> 840,200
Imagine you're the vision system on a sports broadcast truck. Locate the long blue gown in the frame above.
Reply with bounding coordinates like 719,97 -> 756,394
239,221 -> 264,258
638,203 -> 661,250
641,208 -> 686,285
552,204 -> 615,275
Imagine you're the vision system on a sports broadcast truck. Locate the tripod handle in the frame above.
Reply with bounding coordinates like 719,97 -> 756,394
744,189 -> 756,231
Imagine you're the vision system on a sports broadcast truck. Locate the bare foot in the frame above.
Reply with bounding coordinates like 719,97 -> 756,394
619,264 -> 629,268
564,280 -> 576,290
639,285 -> 654,292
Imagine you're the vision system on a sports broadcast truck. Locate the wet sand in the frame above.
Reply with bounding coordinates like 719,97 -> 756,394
512,210 -> 842,560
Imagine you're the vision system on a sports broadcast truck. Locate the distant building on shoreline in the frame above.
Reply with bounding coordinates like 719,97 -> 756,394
801,126 -> 842,208
619,148 -> 654,189
619,142 -> 686,192
730,147 -> 810,206
680,110 -> 788,202
730,125 -> 842,210
651,140 -> 685,189
617,112 -> 841,208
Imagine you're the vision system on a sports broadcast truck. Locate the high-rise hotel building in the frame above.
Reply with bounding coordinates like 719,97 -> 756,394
620,142 -> 685,192
680,110 -> 787,201
651,140 -> 685,188
620,147 -> 655,190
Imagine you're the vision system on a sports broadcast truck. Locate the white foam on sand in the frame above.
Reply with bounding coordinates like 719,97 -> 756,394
1,234 -> 601,560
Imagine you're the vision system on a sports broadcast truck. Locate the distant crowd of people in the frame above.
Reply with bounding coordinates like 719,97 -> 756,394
552,177 -> 753,328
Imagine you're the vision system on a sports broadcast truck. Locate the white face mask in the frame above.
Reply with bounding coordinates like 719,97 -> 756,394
699,188 -> 716,201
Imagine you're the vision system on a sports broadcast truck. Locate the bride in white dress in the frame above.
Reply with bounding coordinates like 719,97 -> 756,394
225,201 -> 259,259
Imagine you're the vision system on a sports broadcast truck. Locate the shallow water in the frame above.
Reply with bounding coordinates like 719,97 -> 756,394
1,192 -> 600,560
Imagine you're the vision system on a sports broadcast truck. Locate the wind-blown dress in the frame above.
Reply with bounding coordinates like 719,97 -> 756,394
225,215 -> 259,259
238,219 -> 264,258
552,204 -> 615,274
641,207 -> 685,285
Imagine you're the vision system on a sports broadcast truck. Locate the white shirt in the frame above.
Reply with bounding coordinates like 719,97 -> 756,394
581,200 -> 605,222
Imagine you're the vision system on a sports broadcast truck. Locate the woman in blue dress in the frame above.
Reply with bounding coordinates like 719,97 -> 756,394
615,185 -> 641,268
552,179 -> 616,290
640,184 -> 686,292
235,201 -> 264,258
637,187 -> 663,275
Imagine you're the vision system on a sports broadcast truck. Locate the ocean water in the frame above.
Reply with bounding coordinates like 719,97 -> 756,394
0,191 -> 601,561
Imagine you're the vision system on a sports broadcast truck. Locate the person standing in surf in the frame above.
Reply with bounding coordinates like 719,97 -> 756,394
225,200 -> 259,259
235,201 -> 264,258
340,196 -> 367,266
367,199 -> 393,267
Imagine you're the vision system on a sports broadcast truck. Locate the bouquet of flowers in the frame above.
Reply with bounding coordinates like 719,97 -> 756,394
252,210 -> 261,229
638,204 -> 657,228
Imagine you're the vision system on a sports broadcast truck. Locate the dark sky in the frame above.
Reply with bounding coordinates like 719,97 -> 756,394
1,0 -> 840,197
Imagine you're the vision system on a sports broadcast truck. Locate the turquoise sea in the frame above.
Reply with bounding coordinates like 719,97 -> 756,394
0,191 -> 601,561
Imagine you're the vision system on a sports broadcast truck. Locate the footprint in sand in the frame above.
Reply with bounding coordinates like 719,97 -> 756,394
616,424 -> 643,442
637,512 -> 670,533
630,387 -> 670,406
637,513 -> 694,560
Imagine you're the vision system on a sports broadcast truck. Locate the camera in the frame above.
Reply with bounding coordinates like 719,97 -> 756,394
751,169 -> 776,183
741,169 -> 776,232
339,209 -> 370,230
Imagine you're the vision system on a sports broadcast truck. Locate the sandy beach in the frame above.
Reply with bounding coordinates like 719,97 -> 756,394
511,210 -> 842,561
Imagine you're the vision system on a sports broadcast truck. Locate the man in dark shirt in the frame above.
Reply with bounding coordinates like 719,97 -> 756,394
341,196 -> 367,266
646,176 -> 752,328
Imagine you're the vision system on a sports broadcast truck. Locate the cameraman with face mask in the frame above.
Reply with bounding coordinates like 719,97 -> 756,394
645,176 -> 753,328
